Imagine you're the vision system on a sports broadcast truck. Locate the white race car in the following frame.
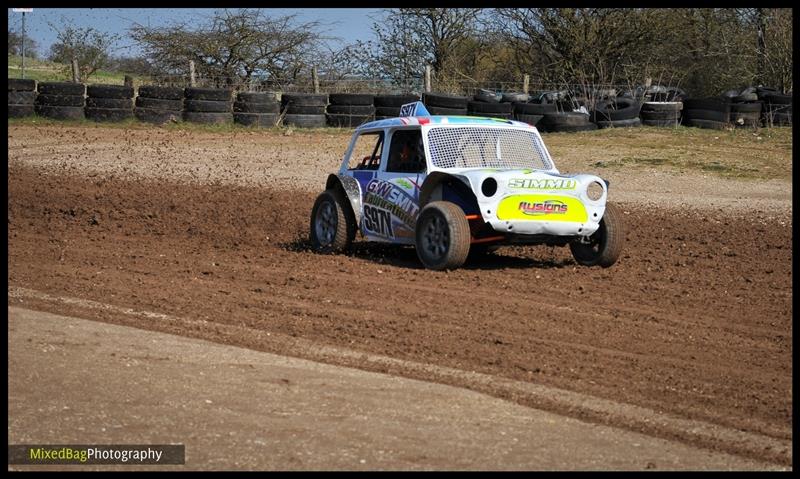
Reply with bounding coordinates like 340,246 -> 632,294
310,102 -> 624,270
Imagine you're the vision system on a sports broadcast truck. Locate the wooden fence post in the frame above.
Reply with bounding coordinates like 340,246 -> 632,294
312,66 -> 320,94
124,75 -> 134,88
424,65 -> 432,93
523,74 -> 530,95
189,60 -> 196,87
71,59 -> 80,83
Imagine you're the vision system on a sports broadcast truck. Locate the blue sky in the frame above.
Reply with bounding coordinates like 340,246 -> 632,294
7,8 -> 383,58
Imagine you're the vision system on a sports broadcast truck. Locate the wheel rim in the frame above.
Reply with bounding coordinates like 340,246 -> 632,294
421,213 -> 449,260
314,200 -> 337,246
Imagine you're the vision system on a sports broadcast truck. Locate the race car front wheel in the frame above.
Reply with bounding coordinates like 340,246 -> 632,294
415,201 -> 471,270
569,202 -> 624,267
310,189 -> 355,253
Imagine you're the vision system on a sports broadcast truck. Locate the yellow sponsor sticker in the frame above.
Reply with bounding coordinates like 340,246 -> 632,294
496,194 -> 588,222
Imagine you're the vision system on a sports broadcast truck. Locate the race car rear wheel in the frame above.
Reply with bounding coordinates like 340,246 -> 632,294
310,189 -> 355,253
415,201 -> 471,270
569,202 -> 624,267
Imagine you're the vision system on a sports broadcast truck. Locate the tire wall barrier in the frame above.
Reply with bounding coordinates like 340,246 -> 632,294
9,78 -> 792,130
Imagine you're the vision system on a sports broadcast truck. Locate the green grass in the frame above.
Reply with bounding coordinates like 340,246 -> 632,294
8,55 -> 150,85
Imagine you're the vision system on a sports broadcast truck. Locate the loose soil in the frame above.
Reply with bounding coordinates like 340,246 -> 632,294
7,124 -> 793,466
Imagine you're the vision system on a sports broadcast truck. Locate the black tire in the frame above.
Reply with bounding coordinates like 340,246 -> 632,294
570,202 -> 624,267
135,97 -> 183,110
473,89 -> 500,103
8,91 -> 36,104
466,101 -> 513,114
542,112 -> 591,127
512,102 -> 556,115
640,110 -> 681,121
283,114 -> 326,128
184,99 -> 231,113
184,87 -> 232,101
375,106 -> 401,117
730,102 -> 763,113
8,78 -> 36,92
640,101 -> 682,112
34,105 -> 85,120
756,87 -> 779,100
426,106 -> 467,116
683,118 -> 728,130
729,112 -> 760,127
328,93 -> 375,106
732,93 -> 758,103
35,94 -> 85,107
137,85 -> 184,100
237,91 -> 278,103
373,94 -> 420,107
325,113 -> 374,127
642,119 -> 680,127
683,98 -> 730,112
415,201 -> 471,271
467,111 -> 512,120
86,84 -> 133,99
501,92 -> 529,103
283,104 -> 326,115
233,112 -> 278,127
423,92 -> 468,109
326,104 -> 376,115
513,113 -> 544,126
134,108 -> 181,124
596,118 -> 642,129
683,109 -> 729,122
85,107 -> 134,122
37,82 -> 85,96
763,93 -> 792,106
8,104 -> 35,118
591,98 -> 640,121
309,189 -> 355,253
233,101 -> 279,113
281,93 -> 328,106
183,111 -> 233,124
86,97 -> 133,109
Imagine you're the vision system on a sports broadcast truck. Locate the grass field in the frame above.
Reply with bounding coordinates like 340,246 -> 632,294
7,115 -> 792,182
7,55 -> 147,85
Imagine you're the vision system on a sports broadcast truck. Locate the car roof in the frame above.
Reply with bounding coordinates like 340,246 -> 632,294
355,115 -> 534,132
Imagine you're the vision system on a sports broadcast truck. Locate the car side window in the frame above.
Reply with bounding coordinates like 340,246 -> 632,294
386,130 -> 426,173
347,132 -> 384,170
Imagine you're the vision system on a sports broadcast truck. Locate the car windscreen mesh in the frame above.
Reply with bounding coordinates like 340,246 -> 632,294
426,127 -> 552,170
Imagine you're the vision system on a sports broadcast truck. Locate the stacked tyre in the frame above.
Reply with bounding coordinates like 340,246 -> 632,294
540,112 -> 597,133
35,82 -> 85,120
183,87 -> 233,124
422,93 -> 468,116
233,92 -> 279,127
281,93 -> 327,128
326,93 -> 375,127
374,94 -> 420,119
640,102 -> 682,127
85,84 -> 133,122
512,102 -> 556,127
466,100 -> 512,119
135,85 -> 184,124
762,93 -> 792,127
590,98 -> 642,128
682,98 -> 731,130
8,78 -> 36,118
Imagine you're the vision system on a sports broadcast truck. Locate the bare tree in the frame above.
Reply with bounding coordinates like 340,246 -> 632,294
48,20 -> 120,81
129,9 -> 323,88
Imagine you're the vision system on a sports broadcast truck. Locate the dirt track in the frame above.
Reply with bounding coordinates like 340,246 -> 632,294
7,124 -> 793,466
